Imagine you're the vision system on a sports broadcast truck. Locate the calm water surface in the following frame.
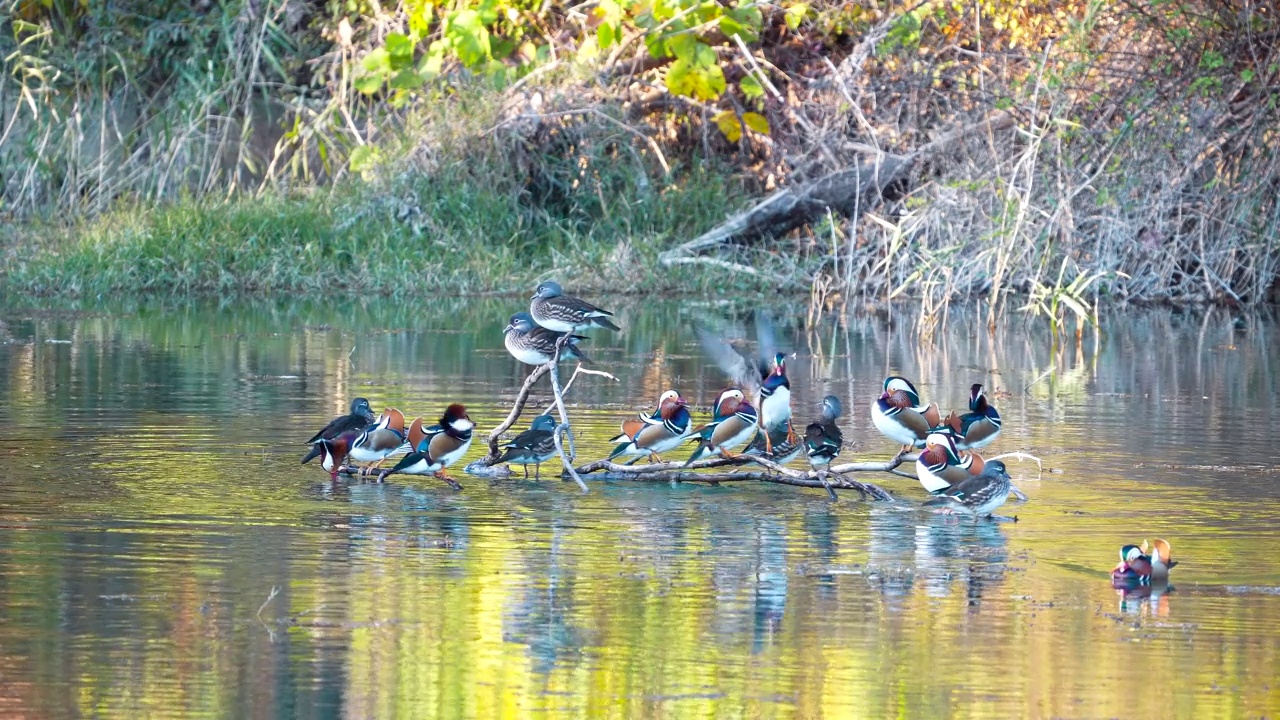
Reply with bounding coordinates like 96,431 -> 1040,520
1,299 -> 1278,719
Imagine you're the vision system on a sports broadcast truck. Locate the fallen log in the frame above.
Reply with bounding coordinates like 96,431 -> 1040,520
659,111 -> 1016,265
570,453 -> 914,501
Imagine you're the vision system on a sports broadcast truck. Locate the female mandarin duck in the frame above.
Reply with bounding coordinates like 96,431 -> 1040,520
608,390 -> 692,464
686,387 -> 760,463
301,397 -> 376,464
871,376 -> 941,453
804,396 -> 844,500
498,414 -> 558,479
379,404 -> 475,489
315,429 -> 360,481
1111,539 -> 1177,586
694,317 -> 794,454
530,280 -> 620,333
942,384 -> 1002,451
349,408 -> 408,475
914,428 -> 986,494
503,312 -> 589,366
922,460 -> 1013,518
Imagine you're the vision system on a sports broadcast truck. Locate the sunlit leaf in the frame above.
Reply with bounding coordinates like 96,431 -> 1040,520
742,111 -> 770,135
713,110 -> 743,142
740,72 -> 765,100
447,9 -> 491,67
785,3 -> 809,31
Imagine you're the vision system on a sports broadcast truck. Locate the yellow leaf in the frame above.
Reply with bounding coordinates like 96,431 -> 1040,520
742,112 -> 770,135
713,110 -> 743,142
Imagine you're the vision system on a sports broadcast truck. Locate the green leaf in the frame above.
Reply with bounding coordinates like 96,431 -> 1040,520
666,48 -> 726,101
740,72 -> 765,100
386,33 -> 414,69
668,33 -> 699,62
361,47 -> 390,74
742,111 -> 770,135
406,0 -> 433,39
349,145 -> 379,173
785,3 -> 808,31
713,110 -> 743,142
422,40 -> 447,76
353,73 -> 385,95
448,9 -> 491,67
597,22 -> 617,50
1240,68 -> 1255,83
389,68 -> 425,90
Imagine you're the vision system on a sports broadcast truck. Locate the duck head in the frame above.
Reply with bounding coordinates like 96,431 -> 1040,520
441,403 -> 474,435
924,430 -> 962,464
529,414 -> 557,432
319,430 -> 358,480
969,384 -> 989,413
715,388 -> 746,417
772,352 -> 787,375
882,376 -> 921,406
533,280 -> 564,300
351,397 -> 376,422
985,459 -> 1009,480
505,312 -> 539,334
658,391 -> 689,419
820,395 -> 842,421
1120,544 -> 1143,564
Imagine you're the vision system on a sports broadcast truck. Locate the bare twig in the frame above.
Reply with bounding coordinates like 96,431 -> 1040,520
484,363 -> 550,461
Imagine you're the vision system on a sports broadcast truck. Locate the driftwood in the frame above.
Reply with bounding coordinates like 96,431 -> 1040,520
659,112 -> 1016,266
570,453 -> 911,501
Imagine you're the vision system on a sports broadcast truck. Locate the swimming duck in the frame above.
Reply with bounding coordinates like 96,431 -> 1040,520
379,404 -> 475,489
301,397 -> 376,464
608,390 -> 692,464
498,414 -> 559,479
922,460 -> 1012,518
686,387 -> 760,463
503,312 -> 590,366
1112,539 -> 1177,585
804,395 -> 844,500
941,384 -> 1002,451
349,408 -> 408,474
530,280 -> 620,333
315,429 -> 360,481
871,376 -> 941,453
693,315 -> 794,453
914,429 -> 986,493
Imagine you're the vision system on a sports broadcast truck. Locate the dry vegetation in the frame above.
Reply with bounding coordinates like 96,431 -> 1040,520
1,0 -> 1276,309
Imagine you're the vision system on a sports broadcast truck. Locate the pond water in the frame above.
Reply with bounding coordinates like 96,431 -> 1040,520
0,298 -> 1278,718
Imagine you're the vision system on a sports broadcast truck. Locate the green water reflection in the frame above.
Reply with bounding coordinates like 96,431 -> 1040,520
0,299 -> 1278,718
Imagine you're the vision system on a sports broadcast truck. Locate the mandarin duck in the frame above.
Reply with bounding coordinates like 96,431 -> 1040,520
941,384 -> 1002,451
745,425 -> 804,464
498,414 -> 559,479
503,312 -> 589,366
379,404 -> 474,489
1111,539 -> 1177,586
694,314 -> 795,453
686,387 -> 760,463
804,395 -> 844,500
914,429 -> 986,494
349,408 -> 408,475
871,376 -> 942,453
608,390 -> 692,464
300,397 -> 376,464
922,460 -> 1013,518
530,280 -> 620,333
315,429 -> 359,481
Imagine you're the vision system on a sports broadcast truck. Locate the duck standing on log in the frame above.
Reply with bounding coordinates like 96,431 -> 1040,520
694,313 -> 795,455
871,376 -> 941,454
530,280 -> 620,333
301,397 -> 376,464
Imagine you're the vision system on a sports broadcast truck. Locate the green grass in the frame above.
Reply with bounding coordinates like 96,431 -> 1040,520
1,156 -> 777,299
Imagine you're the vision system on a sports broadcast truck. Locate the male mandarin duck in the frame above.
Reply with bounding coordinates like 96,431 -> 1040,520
498,414 -> 559,479
300,397 -> 376,464
922,460 -> 1013,518
941,384 -> 1002,451
315,429 -> 360,481
686,387 -> 760,463
694,315 -> 794,453
1111,539 -> 1177,586
608,390 -> 692,464
379,404 -> 475,489
530,280 -> 620,333
871,376 -> 942,453
503,312 -> 590,366
914,429 -> 986,494
349,408 -> 408,475
804,396 -> 845,500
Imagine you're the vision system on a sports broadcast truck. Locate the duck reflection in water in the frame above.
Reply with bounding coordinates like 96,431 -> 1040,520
916,514 -> 1010,606
751,517 -> 788,655
504,525 -> 584,675
1116,583 -> 1174,617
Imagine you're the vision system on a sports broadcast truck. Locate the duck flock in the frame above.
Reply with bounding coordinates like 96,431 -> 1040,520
300,281 -> 1177,589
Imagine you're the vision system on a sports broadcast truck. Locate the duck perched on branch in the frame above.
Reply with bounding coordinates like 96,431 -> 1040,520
608,390 -> 692,464
380,404 -> 475,489
503,312 -> 589,366
694,312 -> 794,453
686,387 -> 759,463
871,376 -> 941,453
301,397 -> 376,464
941,383 -> 1002,451
530,280 -> 620,333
